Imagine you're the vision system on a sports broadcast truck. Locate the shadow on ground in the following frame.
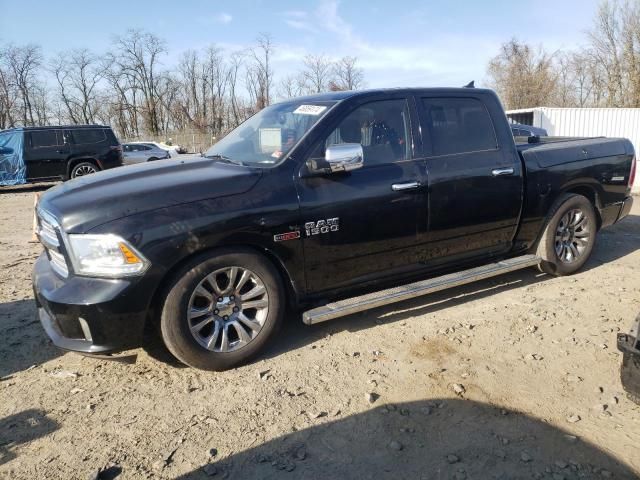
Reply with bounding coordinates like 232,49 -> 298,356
0,409 -> 59,467
0,183 -> 57,195
175,398 -> 637,479
0,299 -> 60,378
586,213 -> 640,267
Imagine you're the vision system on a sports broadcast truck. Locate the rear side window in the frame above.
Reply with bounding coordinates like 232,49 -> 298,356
71,129 -> 106,145
30,130 -> 62,148
421,97 -> 497,156
104,129 -> 119,144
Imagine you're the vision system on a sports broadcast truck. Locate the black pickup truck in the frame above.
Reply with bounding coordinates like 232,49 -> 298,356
33,87 -> 636,370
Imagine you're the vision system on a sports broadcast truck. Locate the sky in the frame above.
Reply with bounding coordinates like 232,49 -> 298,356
0,0 -> 602,89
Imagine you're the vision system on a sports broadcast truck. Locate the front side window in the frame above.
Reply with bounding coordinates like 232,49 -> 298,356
205,100 -> 335,166
421,97 -> 497,156
325,99 -> 411,166
30,130 -> 61,148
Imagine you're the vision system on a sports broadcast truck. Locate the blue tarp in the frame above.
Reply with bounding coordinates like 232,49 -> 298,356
0,130 -> 26,185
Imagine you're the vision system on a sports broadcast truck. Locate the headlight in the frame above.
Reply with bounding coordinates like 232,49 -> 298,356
67,234 -> 149,277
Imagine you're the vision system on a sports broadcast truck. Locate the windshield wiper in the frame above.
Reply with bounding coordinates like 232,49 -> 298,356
205,153 -> 244,166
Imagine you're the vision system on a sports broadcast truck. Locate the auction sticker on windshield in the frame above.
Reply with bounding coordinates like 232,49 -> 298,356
293,105 -> 327,115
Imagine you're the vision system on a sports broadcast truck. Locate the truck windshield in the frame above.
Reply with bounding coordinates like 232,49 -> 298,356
204,100 -> 335,166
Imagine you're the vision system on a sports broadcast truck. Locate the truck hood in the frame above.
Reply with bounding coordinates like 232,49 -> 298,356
39,157 -> 262,233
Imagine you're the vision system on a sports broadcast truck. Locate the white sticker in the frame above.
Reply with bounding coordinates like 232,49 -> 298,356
293,104 -> 327,115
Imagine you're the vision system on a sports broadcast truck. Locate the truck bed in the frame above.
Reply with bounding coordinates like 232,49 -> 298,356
516,136 -> 630,169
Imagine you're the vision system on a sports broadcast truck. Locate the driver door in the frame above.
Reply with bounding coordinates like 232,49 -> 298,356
295,96 -> 427,293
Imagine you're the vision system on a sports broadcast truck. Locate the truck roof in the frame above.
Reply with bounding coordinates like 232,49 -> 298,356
281,87 -> 495,104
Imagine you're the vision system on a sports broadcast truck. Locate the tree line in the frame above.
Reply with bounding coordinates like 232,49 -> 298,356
487,0 -> 640,110
0,31 -> 364,138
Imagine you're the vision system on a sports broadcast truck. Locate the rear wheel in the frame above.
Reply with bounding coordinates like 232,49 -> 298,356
70,161 -> 98,178
536,194 -> 597,276
160,250 -> 285,370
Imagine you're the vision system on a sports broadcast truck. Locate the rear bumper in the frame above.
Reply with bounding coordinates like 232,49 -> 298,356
32,253 -> 148,354
617,195 -> 633,222
98,151 -> 124,171
600,196 -> 633,228
617,315 -> 640,404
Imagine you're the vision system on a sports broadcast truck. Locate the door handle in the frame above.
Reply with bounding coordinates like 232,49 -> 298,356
391,181 -> 421,192
491,167 -> 514,177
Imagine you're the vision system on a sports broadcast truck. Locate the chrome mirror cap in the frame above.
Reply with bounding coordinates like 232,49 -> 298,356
325,143 -> 364,173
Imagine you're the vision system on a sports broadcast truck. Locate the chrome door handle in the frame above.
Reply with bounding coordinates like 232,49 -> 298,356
392,181 -> 421,192
491,167 -> 514,176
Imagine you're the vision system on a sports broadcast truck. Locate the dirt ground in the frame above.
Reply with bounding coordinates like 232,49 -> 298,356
1,185 -> 639,480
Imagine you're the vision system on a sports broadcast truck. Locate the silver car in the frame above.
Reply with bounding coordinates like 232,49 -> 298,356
122,142 -> 171,165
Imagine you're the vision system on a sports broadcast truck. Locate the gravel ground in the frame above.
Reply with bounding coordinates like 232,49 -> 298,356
1,185 -> 639,480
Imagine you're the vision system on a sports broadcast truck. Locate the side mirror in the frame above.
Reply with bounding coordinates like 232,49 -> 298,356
309,143 -> 363,174
326,143 -> 364,172
0,146 -> 14,155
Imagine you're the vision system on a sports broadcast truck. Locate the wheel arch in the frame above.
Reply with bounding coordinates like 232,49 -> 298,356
144,243 -> 300,332
560,184 -> 602,229
67,157 -> 101,178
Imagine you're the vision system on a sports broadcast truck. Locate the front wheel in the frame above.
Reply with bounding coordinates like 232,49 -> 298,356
536,194 -> 597,276
160,250 -> 285,370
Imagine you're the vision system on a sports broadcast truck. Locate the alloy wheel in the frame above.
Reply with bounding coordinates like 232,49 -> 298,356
73,164 -> 97,177
554,208 -> 591,263
187,266 -> 269,352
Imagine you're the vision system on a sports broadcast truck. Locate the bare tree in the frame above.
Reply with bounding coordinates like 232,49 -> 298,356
277,73 -> 308,99
0,47 -> 18,128
0,31 -> 374,137
50,49 -> 103,124
302,54 -> 334,93
246,33 -> 274,110
203,45 -> 229,134
108,29 -> 166,135
2,44 -> 43,125
588,1 -> 625,106
487,38 -> 559,110
332,56 -> 364,91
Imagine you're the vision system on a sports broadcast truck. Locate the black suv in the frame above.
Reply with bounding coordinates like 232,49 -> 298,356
0,125 -> 123,183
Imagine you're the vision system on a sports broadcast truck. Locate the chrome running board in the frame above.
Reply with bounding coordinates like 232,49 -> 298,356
302,255 -> 541,325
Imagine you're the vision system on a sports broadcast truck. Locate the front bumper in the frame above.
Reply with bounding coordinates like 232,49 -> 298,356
617,315 -> 640,404
32,253 -> 149,354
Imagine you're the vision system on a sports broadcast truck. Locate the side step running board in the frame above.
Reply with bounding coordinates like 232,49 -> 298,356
302,255 -> 541,325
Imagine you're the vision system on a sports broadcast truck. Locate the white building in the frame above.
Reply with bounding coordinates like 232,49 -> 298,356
505,107 -> 639,192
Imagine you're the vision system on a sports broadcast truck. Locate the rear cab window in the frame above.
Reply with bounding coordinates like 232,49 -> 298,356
420,97 -> 497,156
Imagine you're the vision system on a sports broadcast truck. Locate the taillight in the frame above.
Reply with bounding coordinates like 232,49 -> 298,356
630,157 -> 637,188
110,145 -> 123,152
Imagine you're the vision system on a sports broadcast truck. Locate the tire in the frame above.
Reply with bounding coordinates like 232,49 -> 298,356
147,157 -> 158,162
70,161 -> 98,178
536,194 -> 597,276
160,249 -> 285,370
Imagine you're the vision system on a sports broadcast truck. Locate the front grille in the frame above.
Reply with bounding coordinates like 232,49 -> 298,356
39,217 -> 59,247
48,249 -> 69,277
37,209 -> 69,278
